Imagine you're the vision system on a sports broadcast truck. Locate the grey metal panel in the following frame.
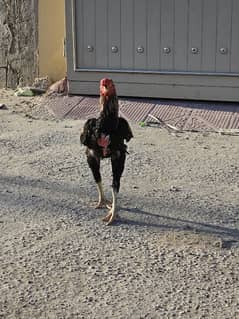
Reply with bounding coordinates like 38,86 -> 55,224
188,0 -> 203,71
160,0 -> 174,70
74,0 -> 84,69
174,0 -> 188,71
95,0 -> 108,68
231,0 -> 239,72
68,79 -> 239,102
147,0 -> 161,70
134,0 -> 147,70
65,0 -> 239,102
81,0 -> 96,68
201,0 -> 217,72
216,0 -> 232,72
65,0 -> 75,78
108,0 -> 121,69
69,71 -> 239,88
121,0 -> 134,69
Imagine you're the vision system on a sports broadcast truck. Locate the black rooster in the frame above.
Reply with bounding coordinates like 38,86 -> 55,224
80,78 -> 133,225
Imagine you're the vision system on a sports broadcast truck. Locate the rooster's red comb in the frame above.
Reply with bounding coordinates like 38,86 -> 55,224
100,78 -> 116,97
100,78 -> 113,86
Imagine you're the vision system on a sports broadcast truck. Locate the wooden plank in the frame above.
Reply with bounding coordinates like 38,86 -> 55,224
95,0 -> 108,68
121,0 -> 134,69
134,0 -> 147,70
108,0 -> 121,69
188,0 -> 203,71
174,0 -> 188,71
216,0 -> 232,72
231,0 -> 239,72
201,0 -> 217,72
147,0 -> 161,70
160,0 -> 174,70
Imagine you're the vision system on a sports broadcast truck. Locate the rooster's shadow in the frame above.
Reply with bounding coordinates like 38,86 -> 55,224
113,206 -> 239,248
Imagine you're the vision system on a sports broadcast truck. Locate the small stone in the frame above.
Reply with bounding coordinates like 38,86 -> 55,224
170,186 -> 180,192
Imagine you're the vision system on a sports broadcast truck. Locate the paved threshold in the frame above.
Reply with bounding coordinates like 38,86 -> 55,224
44,95 -> 239,131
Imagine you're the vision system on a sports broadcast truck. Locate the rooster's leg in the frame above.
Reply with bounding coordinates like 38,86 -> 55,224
95,182 -> 111,209
102,188 -> 118,224
87,150 -> 110,209
103,151 -> 126,225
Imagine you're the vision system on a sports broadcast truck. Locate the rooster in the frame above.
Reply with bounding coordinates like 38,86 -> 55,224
80,78 -> 133,225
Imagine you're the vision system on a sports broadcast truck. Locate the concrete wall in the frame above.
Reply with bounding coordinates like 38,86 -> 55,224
38,0 -> 66,83
0,0 -> 38,88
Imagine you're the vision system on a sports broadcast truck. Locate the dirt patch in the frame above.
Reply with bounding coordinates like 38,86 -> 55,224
0,89 -> 239,319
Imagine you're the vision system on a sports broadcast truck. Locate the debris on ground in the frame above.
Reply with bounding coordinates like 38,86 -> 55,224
29,87 -> 47,95
14,87 -> 35,97
0,103 -> 7,109
145,114 -> 239,136
24,113 -> 38,120
14,77 -> 52,98
217,129 -> 239,136
169,185 -> 181,192
32,76 -> 51,91
46,76 -> 68,96
14,85 -> 48,97
146,114 -> 181,133
139,121 -> 146,127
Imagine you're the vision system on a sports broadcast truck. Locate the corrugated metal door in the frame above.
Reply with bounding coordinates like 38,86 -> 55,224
65,0 -> 239,101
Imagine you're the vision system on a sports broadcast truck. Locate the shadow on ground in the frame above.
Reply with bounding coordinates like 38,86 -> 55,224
0,174 -> 238,248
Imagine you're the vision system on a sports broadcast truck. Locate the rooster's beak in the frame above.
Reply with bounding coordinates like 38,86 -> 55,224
101,85 -> 108,96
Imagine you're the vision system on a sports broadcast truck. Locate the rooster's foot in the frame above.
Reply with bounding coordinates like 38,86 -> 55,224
102,210 -> 118,225
95,199 -> 111,209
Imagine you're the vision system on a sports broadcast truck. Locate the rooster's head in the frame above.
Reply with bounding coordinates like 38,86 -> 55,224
99,78 -> 118,115
100,78 -> 116,99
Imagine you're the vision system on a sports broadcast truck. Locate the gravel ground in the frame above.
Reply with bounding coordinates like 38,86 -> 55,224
0,89 -> 239,319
